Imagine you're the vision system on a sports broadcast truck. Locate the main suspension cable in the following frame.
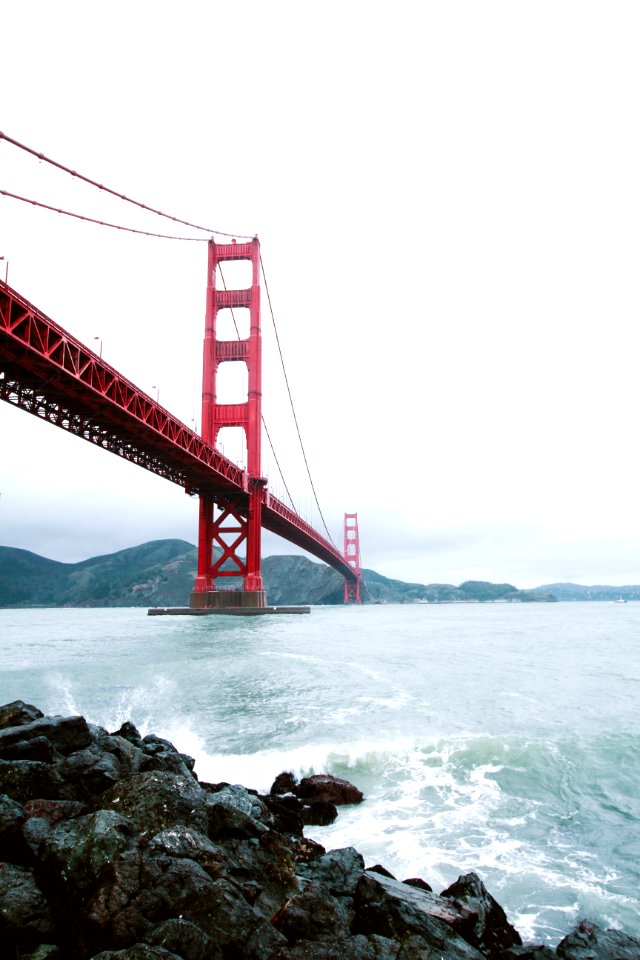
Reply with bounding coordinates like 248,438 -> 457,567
2,131 -> 330,535
0,131 -> 254,239
260,253 -> 335,546
0,189 -> 210,241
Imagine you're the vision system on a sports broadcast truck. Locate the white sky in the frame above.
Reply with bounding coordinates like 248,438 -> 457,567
1,1 -> 640,588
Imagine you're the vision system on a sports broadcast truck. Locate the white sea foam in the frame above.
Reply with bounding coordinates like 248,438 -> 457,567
48,673 -> 82,717
3,603 -> 640,947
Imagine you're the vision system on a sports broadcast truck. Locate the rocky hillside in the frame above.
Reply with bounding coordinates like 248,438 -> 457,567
0,541 -> 196,609
0,541 -> 556,608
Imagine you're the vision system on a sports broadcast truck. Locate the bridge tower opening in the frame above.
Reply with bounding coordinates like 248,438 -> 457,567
191,237 -> 267,610
344,512 -> 363,604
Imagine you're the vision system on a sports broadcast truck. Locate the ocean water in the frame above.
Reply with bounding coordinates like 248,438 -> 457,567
0,601 -> 638,946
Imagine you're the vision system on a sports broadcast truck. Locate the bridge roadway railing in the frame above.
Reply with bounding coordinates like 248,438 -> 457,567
0,281 -> 355,582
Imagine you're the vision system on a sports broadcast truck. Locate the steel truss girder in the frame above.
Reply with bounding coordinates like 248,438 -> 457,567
0,280 -> 357,583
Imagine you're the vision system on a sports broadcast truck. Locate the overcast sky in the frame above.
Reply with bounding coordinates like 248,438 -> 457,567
2,1 -> 640,588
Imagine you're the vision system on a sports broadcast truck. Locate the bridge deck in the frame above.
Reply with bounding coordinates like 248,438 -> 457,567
0,280 -> 355,581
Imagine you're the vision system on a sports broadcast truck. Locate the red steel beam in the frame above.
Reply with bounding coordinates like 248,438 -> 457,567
0,280 -> 355,582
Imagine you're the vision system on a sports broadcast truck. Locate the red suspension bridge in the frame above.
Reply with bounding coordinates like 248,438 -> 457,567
0,238 -> 363,610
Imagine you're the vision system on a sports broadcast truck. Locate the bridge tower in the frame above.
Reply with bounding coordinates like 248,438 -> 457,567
343,512 -> 362,604
191,237 -> 267,609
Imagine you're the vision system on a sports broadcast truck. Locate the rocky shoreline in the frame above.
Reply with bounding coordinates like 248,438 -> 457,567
0,701 -> 637,960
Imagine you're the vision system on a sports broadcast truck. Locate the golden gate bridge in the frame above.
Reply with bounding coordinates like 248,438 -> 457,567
0,136 -> 363,612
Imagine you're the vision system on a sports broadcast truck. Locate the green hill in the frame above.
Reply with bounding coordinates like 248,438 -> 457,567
0,540 -> 196,608
532,582 -> 640,601
0,540 -> 557,607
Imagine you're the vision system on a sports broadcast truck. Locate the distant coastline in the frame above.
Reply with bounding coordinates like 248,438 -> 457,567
2,539 -> 638,609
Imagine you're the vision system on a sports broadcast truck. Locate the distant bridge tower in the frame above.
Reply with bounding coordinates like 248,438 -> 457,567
344,512 -> 363,604
191,237 -> 266,609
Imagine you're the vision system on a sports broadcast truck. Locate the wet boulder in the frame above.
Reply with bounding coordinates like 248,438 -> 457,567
300,799 -> 338,826
556,919 -> 640,959
57,744 -> 124,800
262,792 -> 305,837
145,825 -> 226,878
297,846 -> 365,897
270,934 -> 400,959
90,728 -> 146,779
218,831 -> 298,918
0,860 -> 55,948
94,771 -> 209,836
296,773 -> 364,806
353,870 -> 484,959
270,771 -> 298,796
205,784 -> 270,840
496,947 -> 557,959
91,947 -> 183,959
24,798 -> 87,824
39,809 -> 134,897
146,916 -> 221,960
0,734 -> 57,763
0,714 -> 92,757
272,879 -> 352,942
441,871 -> 522,956
110,720 -> 144,747
0,792 -> 28,862
402,876 -> 433,892
0,700 -> 45,730
0,759 -> 66,802
139,734 -> 197,779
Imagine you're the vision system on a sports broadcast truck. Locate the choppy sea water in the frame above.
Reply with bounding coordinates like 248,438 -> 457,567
0,601 -> 638,946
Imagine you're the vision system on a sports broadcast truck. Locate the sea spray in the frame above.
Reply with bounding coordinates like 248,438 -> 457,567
1,601 -> 639,944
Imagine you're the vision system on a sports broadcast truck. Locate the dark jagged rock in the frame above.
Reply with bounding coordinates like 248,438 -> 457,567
272,879 -> 352,942
112,721 -> 144,746
0,792 -> 28,862
94,771 -> 209,836
25,798 -> 87,823
262,793 -> 305,837
270,771 -> 298,796
497,947 -> 557,959
0,860 -> 55,947
147,917 -> 220,959
300,799 -> 338,826
58,744 -> 124,798
297,773 -> 364,806
353,870 -> 484,958
145,825 -> 226,875
402,876 -> 433,892
0,700 -> 638,960
0,758 -> 66,802
297,846 -> 365,897
244,920 -> 288,958
556,919 -> 640,959
92,948 -> 183,959
0,714 -> 93,756
0,700 -> 45,730
268,770 -> 360,829
441,871 -> 522,956
39,810 -> 134,897
271,934 -> 400,959
367,863 -> 397,879
0,734 -> 57,763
